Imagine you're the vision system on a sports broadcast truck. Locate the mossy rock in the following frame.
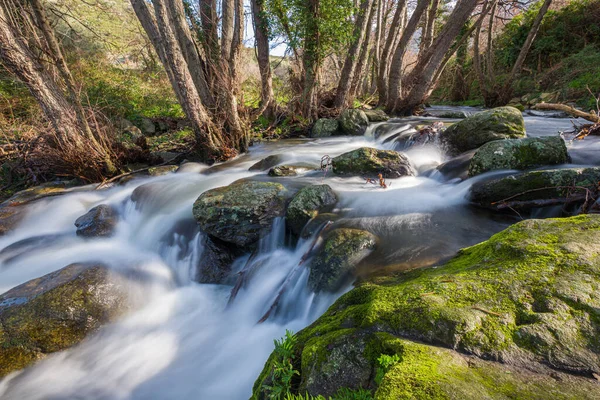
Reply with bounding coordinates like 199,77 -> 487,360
311,118 -> 340,138
148,165 -> 178,176
470,167 -> 600,209
253,215 -> 600,398
332,147 -> 414,179
363,109 -> 390,122
286,185 -> 338,235
268,165 -> 314,177
468,136 -> 569,177
74,205 -> 118,238
192,181 -> 287,248
308,228 -> 377,293
339,109 -> 370,136
441,107 -> 526,155
249,154 -> 284,171
0,263 -> 130,376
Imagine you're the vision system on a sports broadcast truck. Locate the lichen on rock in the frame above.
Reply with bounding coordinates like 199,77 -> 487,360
286,185 -> 338,235
332,147 -> 414,179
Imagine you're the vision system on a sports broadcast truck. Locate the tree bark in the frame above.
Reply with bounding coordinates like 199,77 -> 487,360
334,0 -> 375,108
421,0 -> 440,51
300,0 -> 320,120
251,0 -> 275,117
385,0 -> 430,111
376,0 -> 407,105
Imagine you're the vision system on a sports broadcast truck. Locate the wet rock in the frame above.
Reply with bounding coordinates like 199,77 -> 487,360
308,228 -> 377,293
339,109 -> 369,136
249,154 -> 284,171
441,106 -> 526,155
332,147 -> 414,179
196,235 -> 244,284
193,181 -> 287,247
436,149 -> 477,181
74,205 -> 118,238
268,165 -> 299,177
139,117 -> 156,135
468,136 -> 569,177
373,123 -> 412,140
311,119 -> 339,138
300,213 -> 339,239
151,151 -> 181,163
148,165 -> 179,176
254,215 -> 600,398
0,234 -> 74,264
286,185 -> 338,235
436,111 -> 467,119
470,167 -> 600,210
363,109 -> 389,122
0,263 -> 129,376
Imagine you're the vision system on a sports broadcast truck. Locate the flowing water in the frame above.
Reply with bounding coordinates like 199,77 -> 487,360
0,107 -> 595,399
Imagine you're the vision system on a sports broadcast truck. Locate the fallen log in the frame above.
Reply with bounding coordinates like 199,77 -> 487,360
533,103 -> 600,123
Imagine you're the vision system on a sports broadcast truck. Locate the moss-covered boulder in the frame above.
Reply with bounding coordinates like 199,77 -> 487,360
308,228 -> 377,293
339,109 -> 370,136
468,136 -> 569,177
74,205 -> 118,238
311,119 -> 340,138
441,106 -> 526,155
286,185 -> 338,235
0,263 -> 130,376
249,154 -> 284,171
193,181 -> 287,248
363,109 -> 389,122
253,215 -> 600,399
332,147 -> 414,179
470,167 -> 600,210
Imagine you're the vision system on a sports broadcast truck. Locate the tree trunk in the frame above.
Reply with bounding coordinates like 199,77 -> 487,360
300,0 -> 320,120
391,0 -> 480,114
350,1 -> 377,99
376,0 -> 407,105
334,0 -> 375,108
385,0 -> 430,111
251,0 -> 276,117
421,0 -> 440,51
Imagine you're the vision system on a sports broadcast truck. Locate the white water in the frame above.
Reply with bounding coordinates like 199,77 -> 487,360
0,110 -> 588,399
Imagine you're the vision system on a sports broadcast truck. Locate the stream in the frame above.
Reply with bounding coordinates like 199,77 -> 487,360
0,106 -> 596,399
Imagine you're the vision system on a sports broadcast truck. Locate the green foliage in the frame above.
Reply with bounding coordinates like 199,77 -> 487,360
264,330 -> 300,400
284,387 -> 373,400
375,354 -> 400,385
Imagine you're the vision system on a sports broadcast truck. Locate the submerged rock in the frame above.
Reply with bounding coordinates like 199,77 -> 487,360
148,165 -> 179,176
470,167 -> 600,210
311,119 -> 339,138
308,228 -> 377,293
436,149 -> 477,181
332,147 -> 414,179
253,215 -> 600,399
192,181 -> 287,248
468,136 -> 569,177
268,165 -> 314,177
75,205 -> 118,238
441,106 -> 526,155
363,109 -> 389,122
339,109 -> 369,136
286,185 -> 338,235
0,263 -> 129,376
300,213 -> 339,239
249,154 -> 283,171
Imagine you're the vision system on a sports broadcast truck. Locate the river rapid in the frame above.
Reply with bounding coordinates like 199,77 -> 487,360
0,106 -> 595,399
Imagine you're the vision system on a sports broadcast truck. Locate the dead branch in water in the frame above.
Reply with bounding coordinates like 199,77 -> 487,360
533,103 -> 600,123
257,221 -> 333,324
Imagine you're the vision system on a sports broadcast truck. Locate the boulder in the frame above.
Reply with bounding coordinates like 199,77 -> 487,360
253,215 -> 600,399
436,149 -> 477,181
308,228 -> 377,293
249,154 -> 284,171
268,165 -> 301,177
468,136 -> 569,177
0,263 -> 129,376
441,106 -> 526,155
311,119 -> 339,138
148,165 -> 179,176
332,147 -> 414,179
286,185 -> 338,235
436,111 -> 467,119
339,109 -> 369,136
470,167 -> 600,210
192,181 -> 287,248
74,205 -> 118,238
196,235 -> 244,284
363,109 -> 389,122
139,117 -> 156,135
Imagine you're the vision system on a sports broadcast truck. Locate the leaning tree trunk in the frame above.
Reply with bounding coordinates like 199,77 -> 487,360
420,0 -> 440,51
251,0 -> 276,117
376,0 -> 407,106
0,5 -> 83,146
300,0 -> 321,120
498,0 -> 553,105
334,0 -> 375,108
390,0 -> 480,115
385,0 -> 430,111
